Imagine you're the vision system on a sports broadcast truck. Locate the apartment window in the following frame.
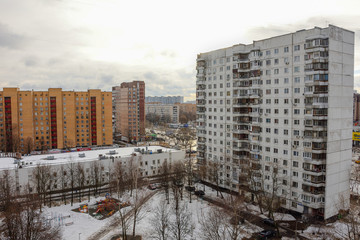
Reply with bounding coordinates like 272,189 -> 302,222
274,59 -> 279,64
274,69 -> 279,74
294,56 -> 300,62
274,78 -> 279,84
294,119 -> 300,124
266,147 -> 270,152
266,89 -> 271,95
284,129 -> 289,135
266,60 -> 271,66
275,99 -> 279,104
266,79 -> 271,84
294,109 -> 300,114
284,119 -> 289,124
294,66 -> 300,73
274,89 -> 279,94
293,151 -> 299,156
266,128 -> 271,133
293,130 -> 300,136
266,99 -> 271,104
266,70 -> 271,75
283,150 -> 288,155
274,48 -> 279,54
284,140 -> 288,145
293,161 -> 299,167
284,68 -> 289,73
284,46 -> 289,53
284,88 -> 289,94
292,182 -> 298,188
294,77 -> 300,83
266,50 -> 271,55
284,78 -> 289,84
294,45 -> 300,51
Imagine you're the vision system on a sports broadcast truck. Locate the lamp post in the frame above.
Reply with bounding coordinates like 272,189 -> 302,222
78,233 -> 81,240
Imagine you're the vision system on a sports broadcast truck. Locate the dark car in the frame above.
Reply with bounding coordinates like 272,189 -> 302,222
185,186 -> 195,192
148,184 -> 156,190
194,190 -> 205,196
263,218 -> 275,226
257,230 -> 276,239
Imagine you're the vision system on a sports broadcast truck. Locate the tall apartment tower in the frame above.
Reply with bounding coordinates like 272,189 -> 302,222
112,81 -> 145,141
196,25 -> 354,220
0,88 -> 113,152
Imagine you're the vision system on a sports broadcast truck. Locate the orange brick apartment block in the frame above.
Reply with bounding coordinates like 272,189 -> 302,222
0,88 -> 112,153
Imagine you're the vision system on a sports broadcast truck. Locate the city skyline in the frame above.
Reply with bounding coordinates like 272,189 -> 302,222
0,0 -> 359,101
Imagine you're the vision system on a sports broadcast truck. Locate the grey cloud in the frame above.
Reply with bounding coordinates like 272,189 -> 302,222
23,56 -> 39,67
101,74 -> 114,84
0,23 -> 26,49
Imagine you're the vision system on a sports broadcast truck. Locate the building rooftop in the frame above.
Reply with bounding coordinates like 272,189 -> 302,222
0,146 -> 180,170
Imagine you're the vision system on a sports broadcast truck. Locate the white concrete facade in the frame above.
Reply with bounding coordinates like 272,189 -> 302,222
0,146 -> 185,195
196,25 -> 354,220
145,103 -> 179,123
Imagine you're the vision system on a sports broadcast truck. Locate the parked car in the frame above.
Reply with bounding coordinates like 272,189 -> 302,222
194,190 -> 205,196
257,230 -> 276,239
148,184 -> 156,190
185,186 -> 195,192
263,218 -> 275,227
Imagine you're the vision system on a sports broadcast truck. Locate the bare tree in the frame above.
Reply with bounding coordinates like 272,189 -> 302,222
0,171 -> 61,240
128,155 -> 139,197
150,199 -> 171,240
67,161 -> 76,206
170,198 -> 193,240
90,161 -> 103,197
118,196 -> 132,240
199,206 -> 227,240
76,162 -> 86,202
32,163 -> 52,207
208,160 -> 222,197
131,190 -> 149,238
111,161 -> 127,199
23,137 -> 34,154
160,159 -> 171,204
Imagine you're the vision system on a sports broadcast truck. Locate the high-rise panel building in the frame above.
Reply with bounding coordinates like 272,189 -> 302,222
112,81 -> 145,141
0,88 -> 113,152
196,25 -> 354,220
145,96 -> 184,104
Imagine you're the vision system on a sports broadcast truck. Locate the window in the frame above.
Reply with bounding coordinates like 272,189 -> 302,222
284,88 -> 289,94
294,77 -> 300,83
274,78 -> 279,84
274,48 -> 279,54
284,46 -> 289,53
294,56 -> 300,62
284,68 -> 289,73
284,78 -> 289,84
294,45 -> 300,51
266,50 -> 271,55
274,59 -> 279,65
294,109 -> 300,114
294,88 -> 300,93
274,69 -> 279,74
293,161 -> 299,167
266,60 -> 271,66
266,79 -> 271,84
294,66 -> 300,72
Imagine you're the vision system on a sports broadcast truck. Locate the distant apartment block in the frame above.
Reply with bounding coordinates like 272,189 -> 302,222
112,81 -> 145,141
0,88 -> 113,152
145,96 -> 184,104
145,103 -> 179,123
196,25 -> 354,220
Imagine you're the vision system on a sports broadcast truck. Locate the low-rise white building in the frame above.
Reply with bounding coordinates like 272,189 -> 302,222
146,103 -> 179,123
0,146 -> 185,194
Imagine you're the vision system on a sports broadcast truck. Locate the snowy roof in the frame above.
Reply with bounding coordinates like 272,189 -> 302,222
0,146 -> 179,170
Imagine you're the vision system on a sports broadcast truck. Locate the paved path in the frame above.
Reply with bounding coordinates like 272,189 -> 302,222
87,190 -> 159,240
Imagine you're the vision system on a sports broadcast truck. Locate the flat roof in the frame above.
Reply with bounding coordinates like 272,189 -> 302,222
0,146 -> 180,170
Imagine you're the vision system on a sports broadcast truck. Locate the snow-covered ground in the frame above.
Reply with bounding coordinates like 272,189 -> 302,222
43,196 -> 117,240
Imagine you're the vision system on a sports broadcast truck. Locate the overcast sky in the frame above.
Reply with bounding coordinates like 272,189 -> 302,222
0,0 -> 359,101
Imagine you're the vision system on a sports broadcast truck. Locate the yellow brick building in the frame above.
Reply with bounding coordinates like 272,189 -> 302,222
0,88 -> 112,153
